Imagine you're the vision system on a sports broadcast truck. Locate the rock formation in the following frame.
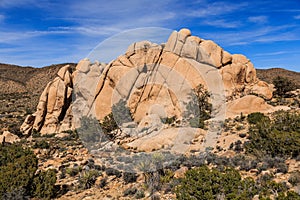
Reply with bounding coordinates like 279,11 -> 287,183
21,28 -> 274,137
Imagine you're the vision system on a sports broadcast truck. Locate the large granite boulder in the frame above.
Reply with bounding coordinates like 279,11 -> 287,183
21,28 -> 274,140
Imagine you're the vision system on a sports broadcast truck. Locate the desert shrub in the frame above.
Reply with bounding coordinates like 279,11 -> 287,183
245,111 -> 300,158
0,144 -> 38,198
135,189 -> 145,199
175,166 -> 257,200
100,113 -> 118,137
78,170 -> 100,189
32,140 -> 50,149
162,116 -> 176,125
276,163 -> 288,174
123,171 -> 138,183
66,167 -> 80,177
247,112 -> 269,124
30,169 -> 57,199
111,99 -> 132,125
98,177 -> 107,188
259,180 -> 288,199
280,191 -> 300,199
185,84 -> 212,129
77,116 -> 103,144
273,76 -> 296,97
123,187 -> 137,196
31,129 -> 41,138
288,171 -> 300,186
0,144 -> 56,199
105,167 -> 122,178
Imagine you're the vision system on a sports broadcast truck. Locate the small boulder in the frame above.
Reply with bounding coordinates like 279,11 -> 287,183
0,131 -> 20,144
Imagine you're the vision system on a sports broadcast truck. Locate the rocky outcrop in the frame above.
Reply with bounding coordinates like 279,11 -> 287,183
21,65 -> 74,135
21,28 -> 274,136
0,130 -> 20,144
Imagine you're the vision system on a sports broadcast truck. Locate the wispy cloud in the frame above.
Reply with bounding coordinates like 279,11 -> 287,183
0,0 -> 36,8
50,26 -> 122,36
248,16 -> 268,24
294,15 -> 300,19
0,30 -> 70,43
0,14 -> 4,22
200,25 -> 300,46
253,51 -> 288,57
187,2 -> 247,18
202,19 -> 241,28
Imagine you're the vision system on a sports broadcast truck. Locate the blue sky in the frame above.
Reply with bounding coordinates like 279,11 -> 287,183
0,0 -> 300,72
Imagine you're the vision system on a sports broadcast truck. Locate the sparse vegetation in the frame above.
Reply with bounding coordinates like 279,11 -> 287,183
175,165 -> 299,199
185,84 -> 212,129
32,140 -> 50,149
247,112 -> 269,124
175,166 -> 258,199
0,144 -> 57,200
30,169 -> 57,199
273,76 -> 297,97
78,170 -> 101,189
245,110 -> 300,158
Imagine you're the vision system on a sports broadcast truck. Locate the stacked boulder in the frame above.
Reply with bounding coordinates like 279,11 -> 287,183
21,28 -> 274,135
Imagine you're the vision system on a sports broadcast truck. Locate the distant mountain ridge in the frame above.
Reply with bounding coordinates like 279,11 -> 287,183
0,63 -> 76,95
256,68 -> 300,87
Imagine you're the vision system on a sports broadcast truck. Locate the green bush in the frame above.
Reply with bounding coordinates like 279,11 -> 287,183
288,171 -> 300,186
123,187 -> 137,196
111,99 -> 132,125
100,113 -> 118,136
31,169 -> 57,199
123,172 -> 138,183
247,112 -> 269,124
78,116 -> 103,143
32,129 -> 41,138
245,111 -> 300,158
0,144 -> 38,198
66,167 -> 81,177
175,165 -> 298,199
279,191 -> 300,200
0,144 -> 57,200
135,190 -> 145,199
175,166 -> 257,200
78,170 -> 101,189
185,84 -> 212,129
273,76 -> 296,97
162,116 -> 177,125
32,140 -> 50,149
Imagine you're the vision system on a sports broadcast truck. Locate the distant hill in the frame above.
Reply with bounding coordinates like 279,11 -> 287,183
0,63 -> 76,115
256,68 -> 300,87
0,63 -> 76,95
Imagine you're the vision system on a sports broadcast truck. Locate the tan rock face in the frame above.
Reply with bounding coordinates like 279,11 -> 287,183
21,28 -> 274,137
0,131 -> 20,144
226,95 -> 274,118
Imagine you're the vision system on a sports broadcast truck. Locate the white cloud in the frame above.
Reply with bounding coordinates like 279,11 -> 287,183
253,51 -> 288,57
50,26 -> 122,36
187,2 -> 247,18
248,16 -> 268,24
200,25 -> 299,46
202,19 -> 241,28
0,0 -> 36,7
294,15 -> 300,19
0,30 -> 70,43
